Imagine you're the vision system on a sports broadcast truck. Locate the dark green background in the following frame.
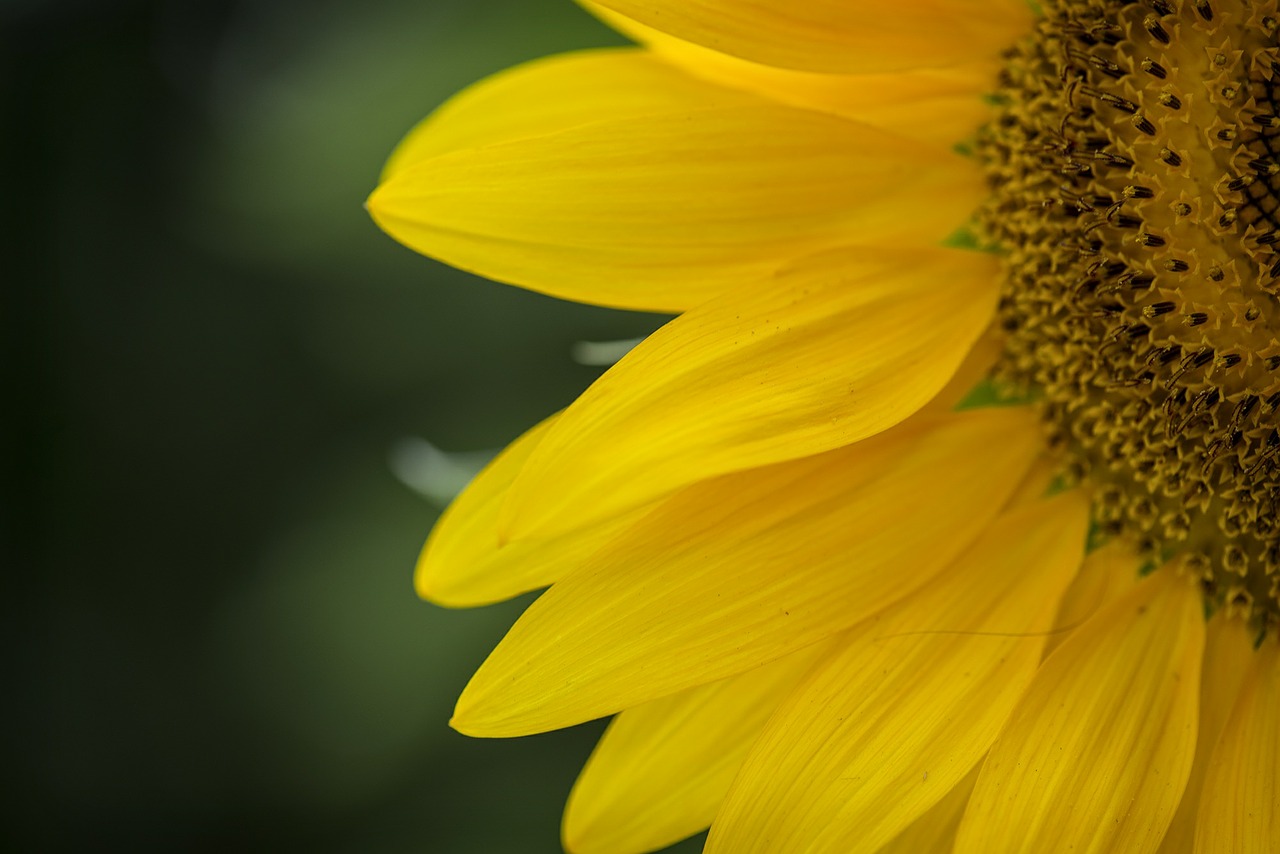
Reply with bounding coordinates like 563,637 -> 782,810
4,1 -> 702,850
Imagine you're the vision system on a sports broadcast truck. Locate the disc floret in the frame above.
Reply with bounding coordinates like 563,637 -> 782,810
980,0 -> 1280,627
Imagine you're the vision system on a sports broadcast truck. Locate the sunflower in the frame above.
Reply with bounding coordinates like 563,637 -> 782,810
367,0 -> 1280,851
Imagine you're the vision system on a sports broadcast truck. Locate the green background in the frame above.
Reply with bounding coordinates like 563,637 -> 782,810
5,1 -> 703,850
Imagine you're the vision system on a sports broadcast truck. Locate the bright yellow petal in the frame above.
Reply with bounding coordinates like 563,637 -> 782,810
368,51 -> 982,313
587,0 -> 1033,73
1194,637 -> 1280,854
500,246 -> 998,543
1044,539 -> 1142,658
562,642 -> 835,854
955,568 -> 1205,854
875,768 -> 978,854
453,407 -> 1041,738
999,456 -> 1059,509
380,48 -> 760,178
583,4 -> 999,145
1160,616 -> 1256,853
415,415 -> 554,605
706,494 -> 1089,854
417,414 -> 648,607
924,329 -> 1003,413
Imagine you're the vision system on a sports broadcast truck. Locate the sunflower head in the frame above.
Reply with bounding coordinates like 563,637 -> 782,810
982,0 -> 1280,630
369,1 -> 1280,851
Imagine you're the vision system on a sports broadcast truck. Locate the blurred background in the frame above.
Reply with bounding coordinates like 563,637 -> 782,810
4,0 -> 699,850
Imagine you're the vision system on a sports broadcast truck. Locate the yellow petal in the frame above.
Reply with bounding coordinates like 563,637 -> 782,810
368,51 -> 982,313
416,414 -> 650,607
1193,637 -> 1280,854
955,567 -> 1205,854
587,0 -> 1033,74
454,407 -> 1041,737
706,493 -> 1089,854
562,642 -> 835,854
584,4 -> 998,145
1160,616 -> 1256,853
875,768 -> 978,854
500,245 -> 998,543
380,48 -> 761,178
415,415 -> 554,605
924,329 -> 1004,413
1044,539 -> 1142,658
999,456 -> 1059,509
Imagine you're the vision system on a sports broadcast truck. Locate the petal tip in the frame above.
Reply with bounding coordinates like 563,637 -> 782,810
412,571 -> 453,607
448,708 -> 485,737
450,684 -> 507,738
412,548 -> 454,605
365,183 -> 395,230
448,706 -> 514,739
559,825 -> 587,854
415,553 -> 512,608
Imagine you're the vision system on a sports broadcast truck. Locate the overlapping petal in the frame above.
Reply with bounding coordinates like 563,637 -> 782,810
417,414 -> 646,607
955,568 -> 1205,854
453,407 -> 1041,737
363,5 -> 1280,854
380,48 -> 761,176
875,770 -> 978,854
584,4 -> 999,144
368,51 -> 982,313
928,329 -> 1003,412
1043,539 -> 1142,658
415,415 -> 556,605
500,245 -> 999,542
1159,616 -> 1256,852
561,642 -> 834,854
587,0 -> 1033,74
706,494 -> 1089,853
1194,639 -> 1279,853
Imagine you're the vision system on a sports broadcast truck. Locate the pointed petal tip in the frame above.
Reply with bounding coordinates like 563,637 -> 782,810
413,575 -> 437,603
365,178 -> 418,235
412,574 -> 464,608
559,823 -> 590,854
560,809 -> 602,854
448,708 -> 490,738
413,547 -> 462,607
450,684 -> 532,739
559,829 -> 616,854
414,549 -> 537,608
447,713 -> 473,736
365,183 -> 394,229
449,708 -> 541,740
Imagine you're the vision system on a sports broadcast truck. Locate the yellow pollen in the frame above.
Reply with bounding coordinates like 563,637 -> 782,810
979,0 -> 1280,629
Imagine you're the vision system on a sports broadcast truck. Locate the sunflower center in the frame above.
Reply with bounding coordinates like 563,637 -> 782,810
979,0 -> 1280,627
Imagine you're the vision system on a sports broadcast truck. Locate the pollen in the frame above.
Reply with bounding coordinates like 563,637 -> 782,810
979,0 -> 1280,628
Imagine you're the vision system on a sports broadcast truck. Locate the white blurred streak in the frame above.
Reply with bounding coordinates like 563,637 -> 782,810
570,336 -> 645,367
388,438 -> 494,507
